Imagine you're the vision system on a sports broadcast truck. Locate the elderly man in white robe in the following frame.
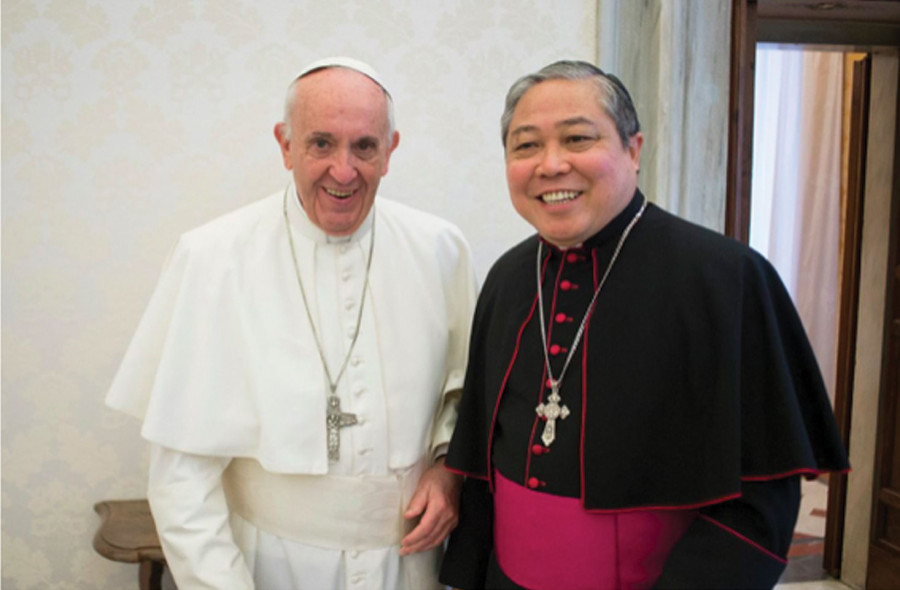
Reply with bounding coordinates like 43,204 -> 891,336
106,57 -> 478,590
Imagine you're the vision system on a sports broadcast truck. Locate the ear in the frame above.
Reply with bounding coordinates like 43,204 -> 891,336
380,130 -> 401,177
627,132 -> 643,171
274,122 -> 293,170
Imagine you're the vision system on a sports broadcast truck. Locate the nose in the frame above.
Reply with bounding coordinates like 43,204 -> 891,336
536,144 -> 571,177
329,149 -> 359,185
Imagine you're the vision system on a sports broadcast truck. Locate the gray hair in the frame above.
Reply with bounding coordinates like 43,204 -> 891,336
500,60 -> 640,148
281,67 -> 396,142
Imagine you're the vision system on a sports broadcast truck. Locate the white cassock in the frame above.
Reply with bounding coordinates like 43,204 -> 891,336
107,187 -> 478,590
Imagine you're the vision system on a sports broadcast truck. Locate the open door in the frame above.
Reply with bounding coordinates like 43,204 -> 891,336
866,60 -> 900,589
729,3 -> 900,581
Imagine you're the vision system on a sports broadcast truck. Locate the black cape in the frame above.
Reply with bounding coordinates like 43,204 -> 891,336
440,191 -> 849,589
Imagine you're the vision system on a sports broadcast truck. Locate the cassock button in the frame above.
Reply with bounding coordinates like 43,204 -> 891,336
560,280 -> 572,291
549,344 -> 561,355
527,477 -> 541,489
566,252 -> 578,263
545,379 -> 553,388
555,312 -> 567,324
531,444 -> 545,456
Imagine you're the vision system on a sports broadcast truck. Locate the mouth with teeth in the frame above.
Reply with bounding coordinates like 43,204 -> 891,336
540,190 -> 581,204
324,187 -> 354,199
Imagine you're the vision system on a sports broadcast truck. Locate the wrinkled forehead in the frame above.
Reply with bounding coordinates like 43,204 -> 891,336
291,71 -> 392,142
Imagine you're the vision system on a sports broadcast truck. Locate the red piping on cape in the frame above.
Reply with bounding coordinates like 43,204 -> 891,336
443,466 -> 841,514
579,247 -> 599,506
741,467 -> 850,481
524,248 -> 560,485
447,460 -> 746,510
581,491 -> 742,514
486,247 -> 551,492
699,513 -> 788,564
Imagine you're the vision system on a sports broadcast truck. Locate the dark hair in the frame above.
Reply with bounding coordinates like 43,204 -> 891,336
501,60 -> 640,148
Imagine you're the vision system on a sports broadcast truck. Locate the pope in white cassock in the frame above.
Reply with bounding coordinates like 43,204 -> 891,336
106,57 -> 478,590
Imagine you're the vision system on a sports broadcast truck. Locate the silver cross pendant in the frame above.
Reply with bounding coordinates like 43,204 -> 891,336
326,395 -> 358,463
535,384 -> 569,447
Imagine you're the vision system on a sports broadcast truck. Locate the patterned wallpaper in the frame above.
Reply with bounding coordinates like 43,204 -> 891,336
1,0 -> 597,587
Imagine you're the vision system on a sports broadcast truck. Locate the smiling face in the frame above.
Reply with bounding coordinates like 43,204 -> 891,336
504,78 -> 642,249
274,67 -> 399,236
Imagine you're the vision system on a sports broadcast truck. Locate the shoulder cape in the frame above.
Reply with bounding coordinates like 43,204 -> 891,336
446,192 -> 849,510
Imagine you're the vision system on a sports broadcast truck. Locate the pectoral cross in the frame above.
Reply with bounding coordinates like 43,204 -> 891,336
326,395 -> 358,463
535,384 -> 569,447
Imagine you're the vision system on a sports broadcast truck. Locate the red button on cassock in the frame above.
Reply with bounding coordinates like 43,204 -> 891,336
560,280 -> 572,290
531,444 -> 545,456
566,253 -> 578,263
555,313 -> 567,323
545,379 -> 553,388
527,477 -> 541,489
549,344 -> 561,355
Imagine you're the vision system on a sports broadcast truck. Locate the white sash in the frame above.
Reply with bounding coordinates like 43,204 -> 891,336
223,457 -> 443,590
222,458 -> 420,550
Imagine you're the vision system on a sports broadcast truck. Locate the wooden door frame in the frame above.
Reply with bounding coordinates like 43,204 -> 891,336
866,58 -> 900,588
831,53 -> 870,578
726,0 -> 900,576
725,0 -> 756,244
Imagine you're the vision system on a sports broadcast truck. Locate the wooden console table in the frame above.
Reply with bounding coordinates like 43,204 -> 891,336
93,499 -> 166,590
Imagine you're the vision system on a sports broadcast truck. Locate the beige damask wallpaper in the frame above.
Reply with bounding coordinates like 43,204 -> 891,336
2,0 -> 598,587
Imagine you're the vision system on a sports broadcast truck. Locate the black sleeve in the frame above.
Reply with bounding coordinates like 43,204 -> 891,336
439,477 -> 495,589
654,476 -> 800,589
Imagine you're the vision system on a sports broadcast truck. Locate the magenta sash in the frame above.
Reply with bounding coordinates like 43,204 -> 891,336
494,471 -> 697,590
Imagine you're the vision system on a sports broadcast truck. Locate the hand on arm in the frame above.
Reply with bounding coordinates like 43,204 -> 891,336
399,457 -> 462,556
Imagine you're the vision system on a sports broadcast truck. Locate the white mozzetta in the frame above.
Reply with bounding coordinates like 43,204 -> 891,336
107,189 -> 478,474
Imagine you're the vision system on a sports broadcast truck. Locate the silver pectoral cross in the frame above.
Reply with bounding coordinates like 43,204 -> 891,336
326,395 -> 358,463
535,385 -> 569,447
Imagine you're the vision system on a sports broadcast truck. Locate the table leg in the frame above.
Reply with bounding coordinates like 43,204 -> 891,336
139,560 -> 164,590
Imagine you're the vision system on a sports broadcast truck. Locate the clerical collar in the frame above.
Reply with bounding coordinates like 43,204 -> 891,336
284,182 -> 375,245
539,189 -> 647,254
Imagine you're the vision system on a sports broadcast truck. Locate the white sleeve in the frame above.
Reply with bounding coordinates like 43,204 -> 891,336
429,230 -> 479,460
148,445 -> 255,590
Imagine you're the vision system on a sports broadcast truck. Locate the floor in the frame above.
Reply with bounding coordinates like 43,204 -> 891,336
775,478 -> 853,590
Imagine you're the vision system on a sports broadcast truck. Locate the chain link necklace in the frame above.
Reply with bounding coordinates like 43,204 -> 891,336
282,185 -> 375,462
535,196 -> 647,447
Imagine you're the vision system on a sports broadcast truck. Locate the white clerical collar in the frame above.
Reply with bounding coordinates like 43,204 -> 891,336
285,182 -> 374,245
